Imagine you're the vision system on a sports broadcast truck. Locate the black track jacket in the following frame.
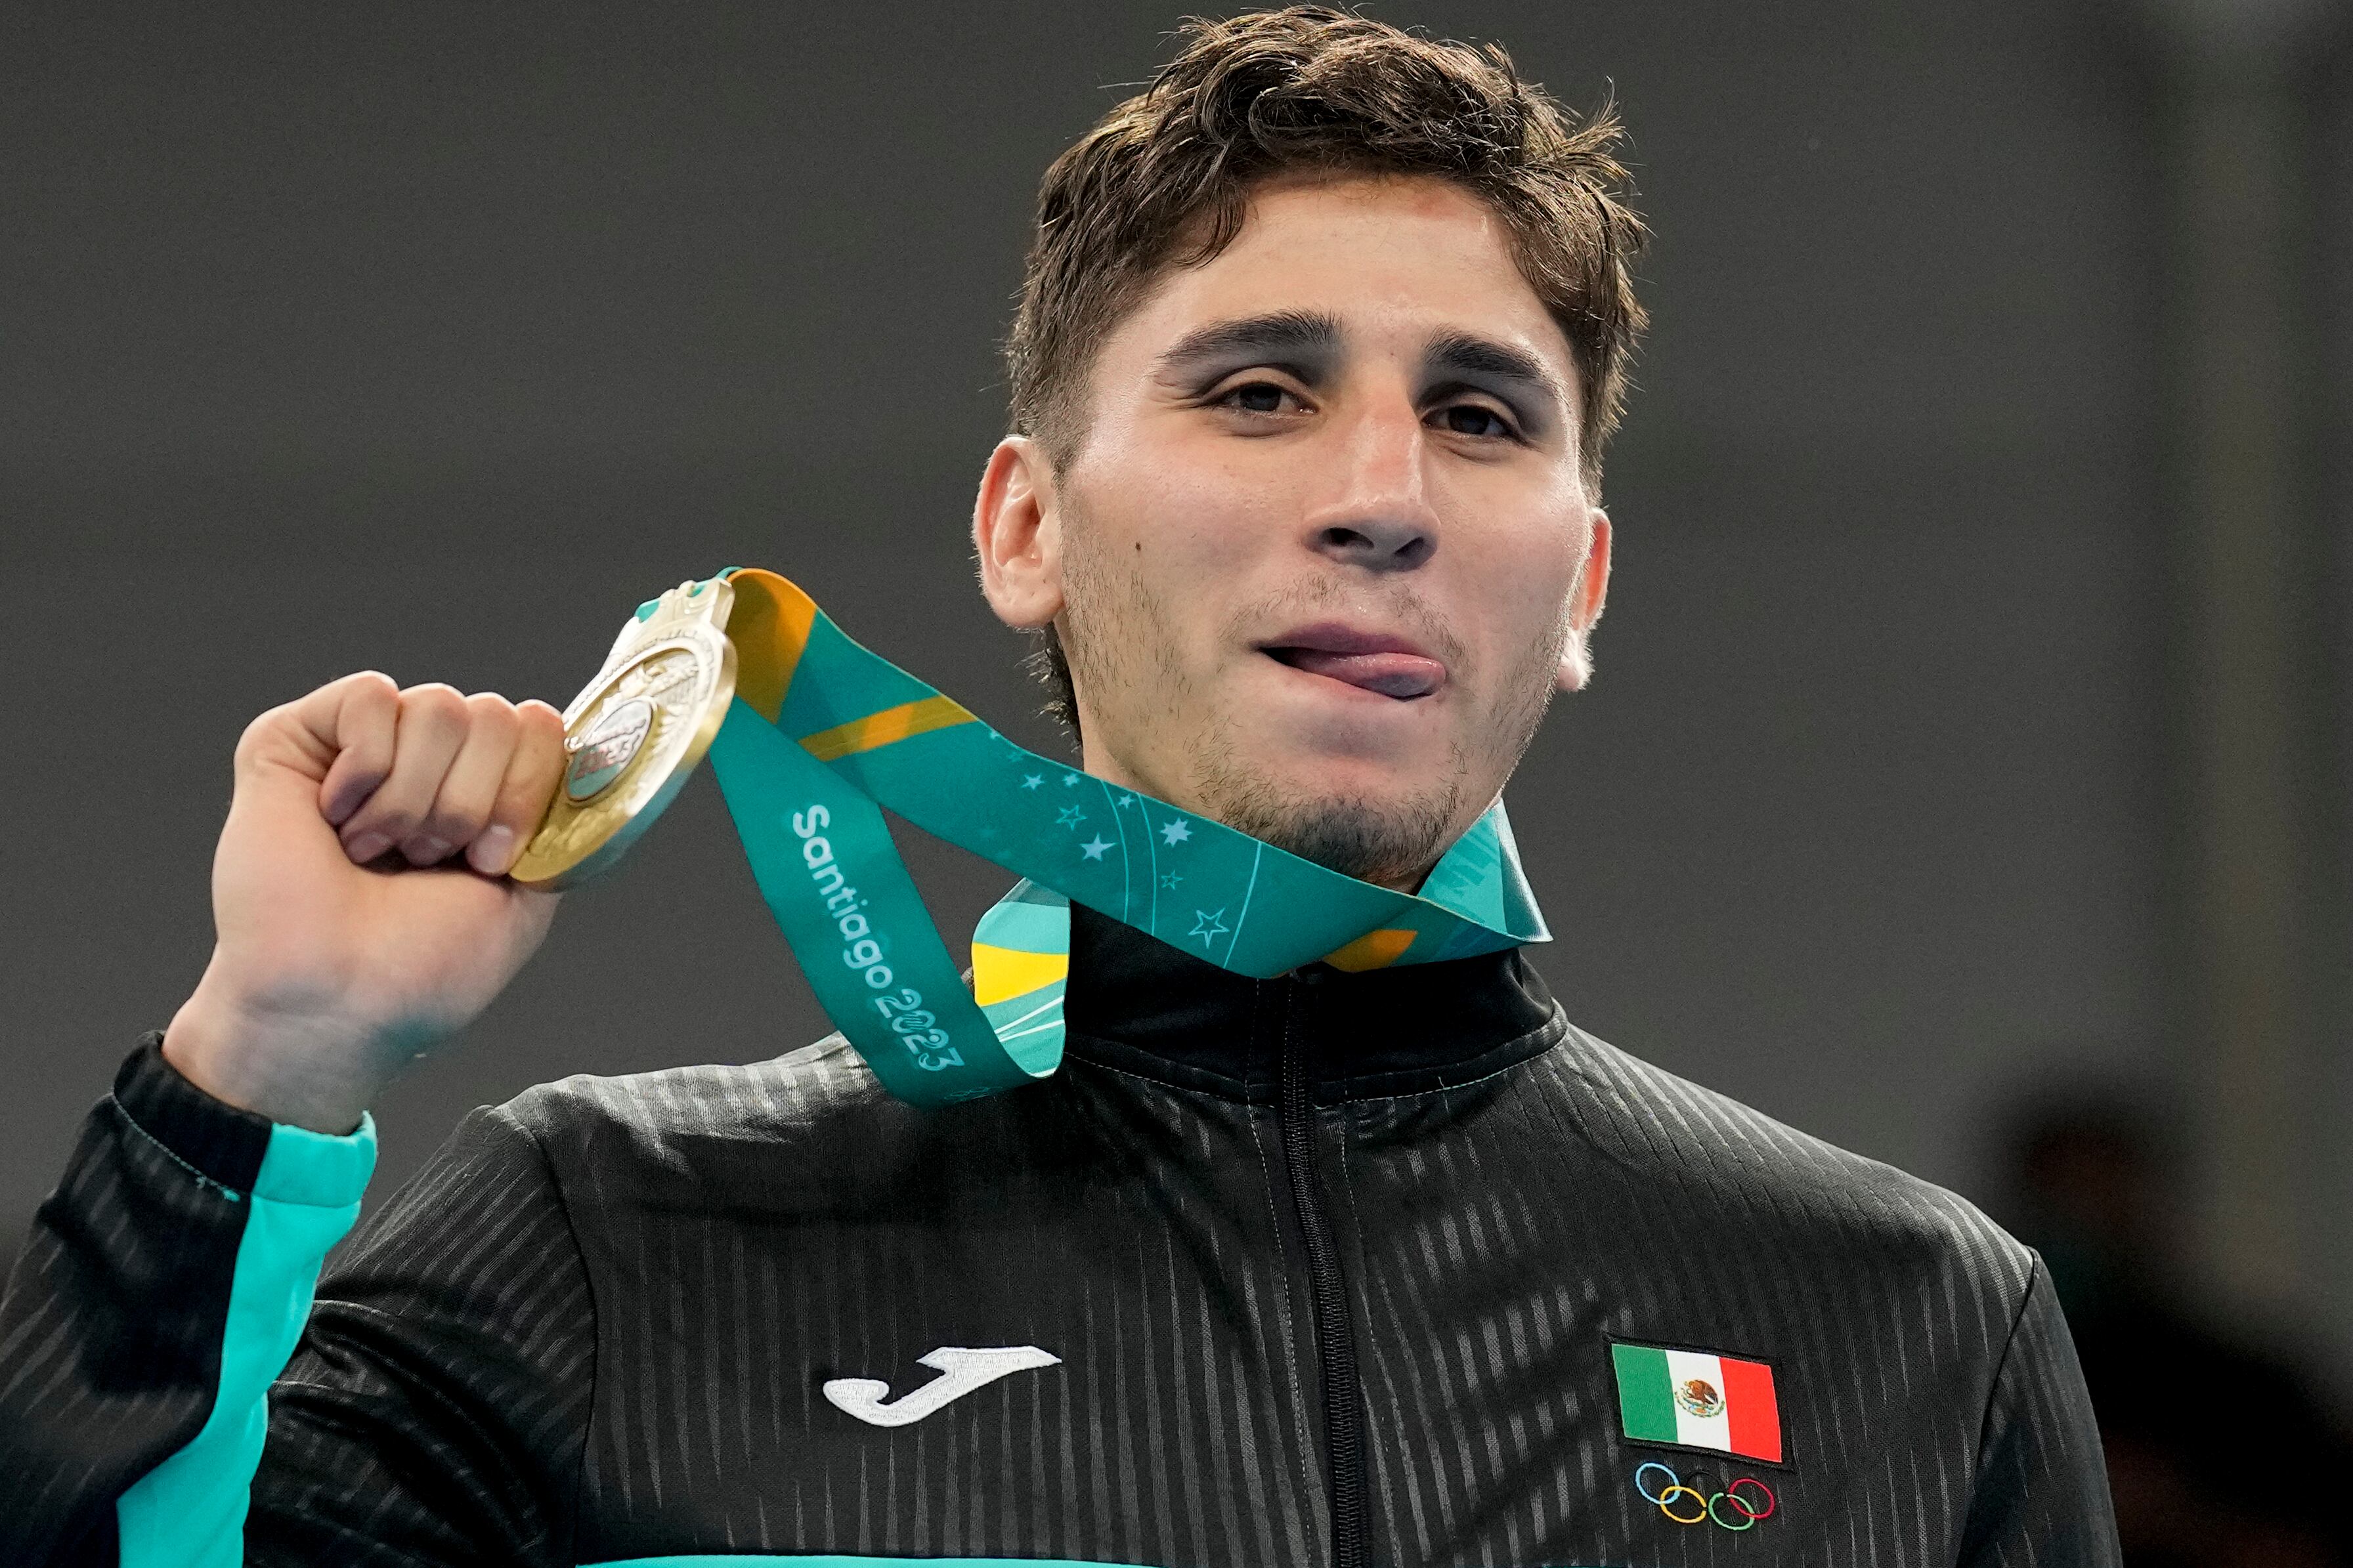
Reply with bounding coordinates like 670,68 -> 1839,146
3,906 -> 2119,1566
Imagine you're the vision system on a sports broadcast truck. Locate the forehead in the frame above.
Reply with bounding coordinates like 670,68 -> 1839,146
1106,173 -> 1577,379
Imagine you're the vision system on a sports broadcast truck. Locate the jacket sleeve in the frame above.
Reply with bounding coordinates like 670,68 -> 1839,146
1958,1255 -> 2122,1567
0,1038 -> 597,1567
0,1037 -> 375,1567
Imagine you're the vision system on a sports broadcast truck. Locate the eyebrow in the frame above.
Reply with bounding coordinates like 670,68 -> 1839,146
1153,309 -> 1345,383
1423,331 -> 1569,427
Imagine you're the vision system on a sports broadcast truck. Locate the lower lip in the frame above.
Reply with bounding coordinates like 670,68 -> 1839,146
1262,650 -> 1446,702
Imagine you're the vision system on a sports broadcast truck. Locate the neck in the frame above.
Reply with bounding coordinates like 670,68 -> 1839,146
1060,901 -> 1561,1102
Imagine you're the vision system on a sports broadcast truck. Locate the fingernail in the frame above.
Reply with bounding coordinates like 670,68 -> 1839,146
470,825 -> 516,875
406,837 -> 452,865
345,832 -> 391,864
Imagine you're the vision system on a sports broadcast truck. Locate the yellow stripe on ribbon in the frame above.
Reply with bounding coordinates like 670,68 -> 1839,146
970,943 -> 1071,1007
799,694 -> 978,763
726,570 -> 818,723
1321,927 -> 1417,972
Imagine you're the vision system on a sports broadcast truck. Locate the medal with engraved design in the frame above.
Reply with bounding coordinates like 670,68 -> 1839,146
509,579 -> 739,890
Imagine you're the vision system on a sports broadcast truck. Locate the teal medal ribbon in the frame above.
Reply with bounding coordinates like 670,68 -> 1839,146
687,569 -> 1549,1107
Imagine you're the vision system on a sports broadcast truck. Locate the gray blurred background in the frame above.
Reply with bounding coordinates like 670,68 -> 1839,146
5,3 -> 2348,1556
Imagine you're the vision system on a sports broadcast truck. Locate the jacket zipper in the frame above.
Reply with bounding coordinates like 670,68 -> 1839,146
1278,986 -> 1367,1568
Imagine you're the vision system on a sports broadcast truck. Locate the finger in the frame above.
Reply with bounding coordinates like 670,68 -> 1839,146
469,700 -> 568,876
232,671 -> 399,823
337,684 -> 469,864
411,692 -> 521,860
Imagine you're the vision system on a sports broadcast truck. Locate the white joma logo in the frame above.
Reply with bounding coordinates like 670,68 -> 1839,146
822,1346 -> 1061,1428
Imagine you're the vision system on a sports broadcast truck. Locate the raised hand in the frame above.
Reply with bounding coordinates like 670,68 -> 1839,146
161,672 -> 570,1132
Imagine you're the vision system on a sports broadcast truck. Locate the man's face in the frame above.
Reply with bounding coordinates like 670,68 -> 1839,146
976,173 -> 1610,889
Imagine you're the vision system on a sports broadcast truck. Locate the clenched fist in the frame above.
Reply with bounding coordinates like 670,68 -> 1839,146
162,673 -> 571,1133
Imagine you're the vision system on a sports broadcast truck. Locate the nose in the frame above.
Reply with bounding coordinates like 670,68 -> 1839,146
1305,396 -> 1438,572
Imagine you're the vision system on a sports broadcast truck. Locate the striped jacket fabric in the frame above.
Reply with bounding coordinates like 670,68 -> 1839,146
1,906 -> 2118,1566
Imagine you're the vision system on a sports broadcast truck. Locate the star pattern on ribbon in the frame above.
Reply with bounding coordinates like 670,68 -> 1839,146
685,569 -> 1549,1117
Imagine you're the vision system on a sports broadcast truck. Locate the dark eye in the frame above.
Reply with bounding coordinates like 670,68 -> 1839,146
1438,404 -> 1513,438
1226,381 -> 1289,414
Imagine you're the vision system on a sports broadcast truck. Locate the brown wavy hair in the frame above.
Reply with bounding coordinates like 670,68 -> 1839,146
1003,6 -> 1649,732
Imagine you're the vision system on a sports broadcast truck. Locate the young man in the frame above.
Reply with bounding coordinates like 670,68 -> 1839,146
3,9 -> 2118,1565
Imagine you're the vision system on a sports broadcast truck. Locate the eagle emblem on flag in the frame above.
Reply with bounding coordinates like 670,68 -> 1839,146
1676,1378 -> 1724,1419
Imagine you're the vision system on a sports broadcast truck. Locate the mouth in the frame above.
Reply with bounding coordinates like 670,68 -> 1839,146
1257,622 -> 1448,700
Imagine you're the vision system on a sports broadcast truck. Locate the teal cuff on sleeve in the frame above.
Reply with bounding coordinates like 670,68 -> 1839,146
116,1112 -> 376,1567
250,1110 -> 378,1207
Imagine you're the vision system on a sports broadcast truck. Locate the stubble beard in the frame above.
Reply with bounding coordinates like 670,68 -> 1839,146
1058,506 -> 1568,889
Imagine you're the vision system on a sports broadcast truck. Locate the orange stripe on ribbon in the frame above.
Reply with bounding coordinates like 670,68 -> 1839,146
1321,927 -> 1417,972
725,570 -> 818,723
800,694 -> 977,763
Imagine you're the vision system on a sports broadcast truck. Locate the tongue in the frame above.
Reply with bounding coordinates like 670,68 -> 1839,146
1278,648 -> 1446,699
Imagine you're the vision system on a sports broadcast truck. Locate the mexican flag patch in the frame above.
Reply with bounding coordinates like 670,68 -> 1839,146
1610,1340 -> 1783,1464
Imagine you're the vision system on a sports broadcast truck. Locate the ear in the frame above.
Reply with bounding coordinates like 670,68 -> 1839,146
972,436 -> 1064,631
1556,508 -> 1612,692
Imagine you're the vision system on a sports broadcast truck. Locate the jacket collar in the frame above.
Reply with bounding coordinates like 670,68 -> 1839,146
1060,902 -> 1563,1103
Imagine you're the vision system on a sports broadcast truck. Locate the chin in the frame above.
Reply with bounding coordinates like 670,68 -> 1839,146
1251,717 -> 1461,792
1263,754 -> 1431,807
1186,738 -> 1469,886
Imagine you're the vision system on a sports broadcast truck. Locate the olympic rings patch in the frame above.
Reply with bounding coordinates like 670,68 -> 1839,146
1633,1460 -> 1777,1532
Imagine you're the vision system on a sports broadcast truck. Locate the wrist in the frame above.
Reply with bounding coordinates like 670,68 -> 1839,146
162,972 -> 379,1136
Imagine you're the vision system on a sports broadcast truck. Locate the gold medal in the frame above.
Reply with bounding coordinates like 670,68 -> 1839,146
509,578 -> 738,890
